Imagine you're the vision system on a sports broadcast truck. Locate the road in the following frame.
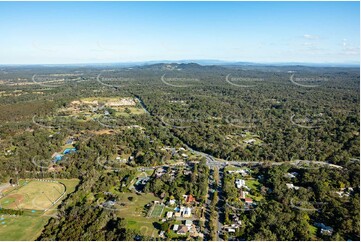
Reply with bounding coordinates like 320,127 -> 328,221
182,143 -> 343,170
216,168 -> 224,240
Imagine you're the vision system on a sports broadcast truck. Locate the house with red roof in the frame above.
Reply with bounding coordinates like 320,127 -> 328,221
244,197 -> 253,204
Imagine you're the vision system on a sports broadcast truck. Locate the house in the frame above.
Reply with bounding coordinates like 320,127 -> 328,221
227,228 -> 236,233
168,199 -> 176,205
244,197 -> 253,204
184,194 -> 196,203
321,227 -> 333,236
314,223 -> 333,236
115,156 -> 127,163
173,224 -> 179,231
284,173 -> 296,179
321,228 -> 333,236
337,187 -> 354,197
227,169 -> 248,176
185,220 -> 193,229
244,139 -> 256,144
166,212 -> 173,219
286,183 -> 300,190
235,179 -> 246,189
183,207 -> 192,218
177,225 -> 188,235
290,172 -> 299,177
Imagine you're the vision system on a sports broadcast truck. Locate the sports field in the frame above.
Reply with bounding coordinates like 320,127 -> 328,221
0,180 -> 65,211
0,179 -> 79,241
150,204 -> 164,217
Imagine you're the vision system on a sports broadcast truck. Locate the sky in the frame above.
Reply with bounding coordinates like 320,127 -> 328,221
0,1 -> 359,64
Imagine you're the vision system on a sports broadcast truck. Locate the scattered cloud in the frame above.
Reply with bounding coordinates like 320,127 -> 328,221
342,39 -> 347,47
341,39 -> 359,56
303,34 -> 319,40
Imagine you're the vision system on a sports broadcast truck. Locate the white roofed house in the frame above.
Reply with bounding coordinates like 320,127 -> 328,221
286,183 -> 300,190
183,207 -> 192,218
168,199 -> 176,205
166,211 -> 173,219
185,220 -> 193,229
235,179 -> 245,189
173,224 -> 179,231
284,172 -> 296,179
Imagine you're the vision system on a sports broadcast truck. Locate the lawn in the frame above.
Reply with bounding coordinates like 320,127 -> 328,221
245,179 -> 264,202
245,179 -> 260,191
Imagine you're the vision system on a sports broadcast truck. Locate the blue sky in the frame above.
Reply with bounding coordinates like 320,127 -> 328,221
0,1 -> 359,64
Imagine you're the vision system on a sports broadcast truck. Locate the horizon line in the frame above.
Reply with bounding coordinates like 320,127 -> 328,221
0,59 -> 359,67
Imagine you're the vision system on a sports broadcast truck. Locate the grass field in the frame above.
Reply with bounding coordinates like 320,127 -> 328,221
113,106 -> 146,117
0,179 -> 79,241
0,214 -> 49,241
150,204 -> 164,217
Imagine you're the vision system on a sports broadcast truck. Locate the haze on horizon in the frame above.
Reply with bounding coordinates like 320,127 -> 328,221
0,1 -> 359,65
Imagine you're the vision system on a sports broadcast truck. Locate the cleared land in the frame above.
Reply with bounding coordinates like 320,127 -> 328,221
112,192 -> 161,237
